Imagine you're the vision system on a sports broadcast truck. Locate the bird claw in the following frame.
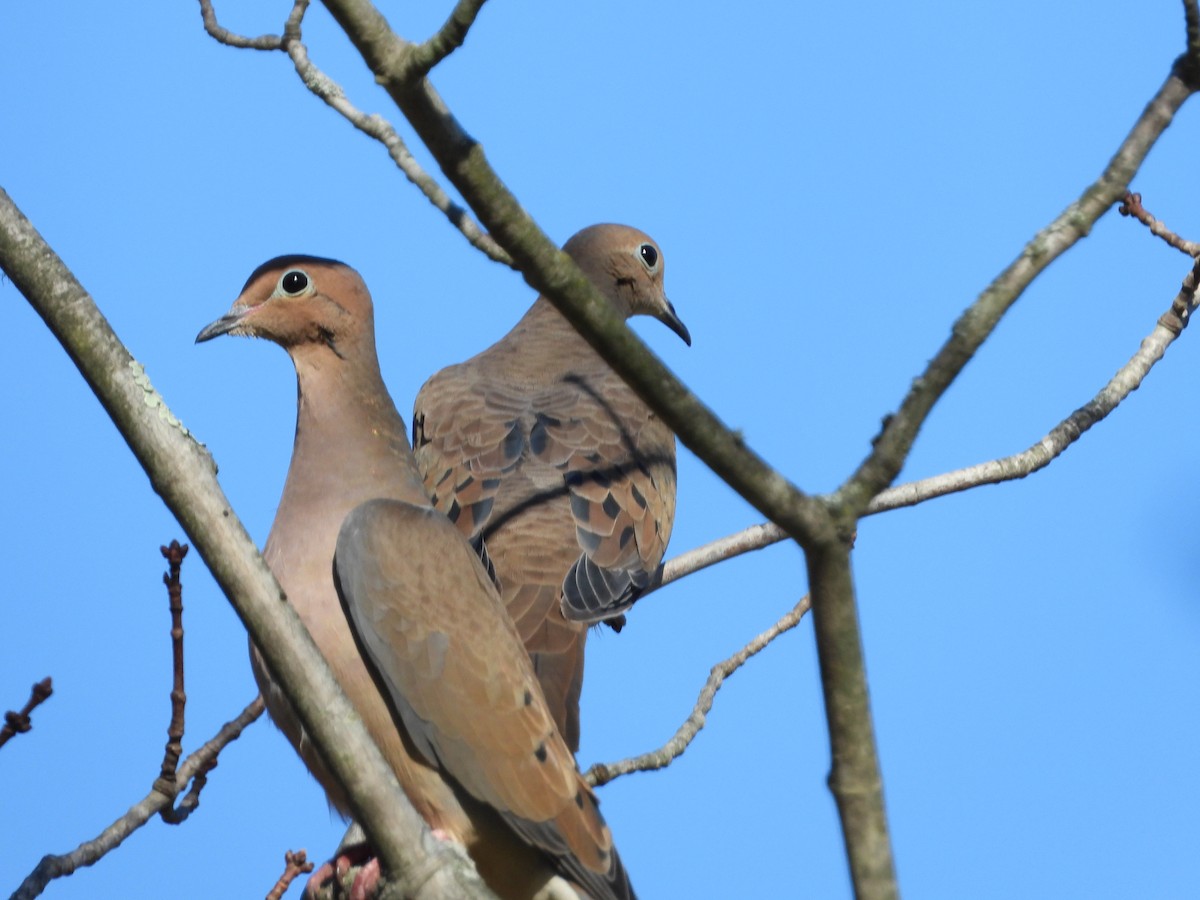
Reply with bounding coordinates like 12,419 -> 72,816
303,843 -> 376,900
348,857 -> 381,900
302,831 -> 455,899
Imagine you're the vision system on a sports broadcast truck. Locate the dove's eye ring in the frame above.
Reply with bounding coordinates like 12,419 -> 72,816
279,270 -> 310,296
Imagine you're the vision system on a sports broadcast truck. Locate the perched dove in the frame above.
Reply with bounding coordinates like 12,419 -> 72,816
197,256 -> 635,900
412,224 -> 690,751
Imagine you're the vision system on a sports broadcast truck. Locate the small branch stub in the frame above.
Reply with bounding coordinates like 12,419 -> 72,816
266,849 -> 315,900
0,677 -> 54,750
1118,191 -> 1200,257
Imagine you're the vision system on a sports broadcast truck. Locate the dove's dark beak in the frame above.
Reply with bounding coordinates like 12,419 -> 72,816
658,299 -> 691,346
195,307 -> 250,343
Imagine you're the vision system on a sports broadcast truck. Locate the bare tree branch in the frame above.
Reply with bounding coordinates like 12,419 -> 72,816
281,37 -> 510,266
10,697 -> 264,900
0,185 -> 496,900
585,596 -> 809,788
837,70 -> 1197,515
199,0 -> 510,266
659,522 -> 787,588
0,678 -> 53,752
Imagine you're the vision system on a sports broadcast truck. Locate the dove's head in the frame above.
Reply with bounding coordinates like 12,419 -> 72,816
196,255 -> 377,361
564,224 -> 691,346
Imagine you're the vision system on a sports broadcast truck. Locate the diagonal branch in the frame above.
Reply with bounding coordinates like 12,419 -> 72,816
584,595 -> 809,787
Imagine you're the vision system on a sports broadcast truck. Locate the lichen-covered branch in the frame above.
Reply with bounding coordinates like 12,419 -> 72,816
584,596 -> 809,787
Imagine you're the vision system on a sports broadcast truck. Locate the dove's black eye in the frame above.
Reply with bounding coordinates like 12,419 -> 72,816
280,270 -> 309,296
638,244 -> 659,268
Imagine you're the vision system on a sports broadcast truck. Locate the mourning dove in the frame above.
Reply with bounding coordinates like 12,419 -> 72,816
196,256 -> 634,900
412,224 -> 689,751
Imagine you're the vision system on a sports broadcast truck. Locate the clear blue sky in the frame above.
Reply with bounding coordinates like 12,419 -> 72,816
4,3 -> 1199,898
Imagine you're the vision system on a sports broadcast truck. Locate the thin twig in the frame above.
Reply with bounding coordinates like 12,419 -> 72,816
153,541 -> 190,820
871,254 -> 1200,512
585,596 -> 809,787
0,678 -> 53,751
1118,191 -> 1200,256
403,0 -> 491,81
198,0 -> 287,50
266,849 -> 315,900
197,0 -> 509,265
10,698 -> 264,900
151,542 -> 218,826
281,38 -> 510,265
